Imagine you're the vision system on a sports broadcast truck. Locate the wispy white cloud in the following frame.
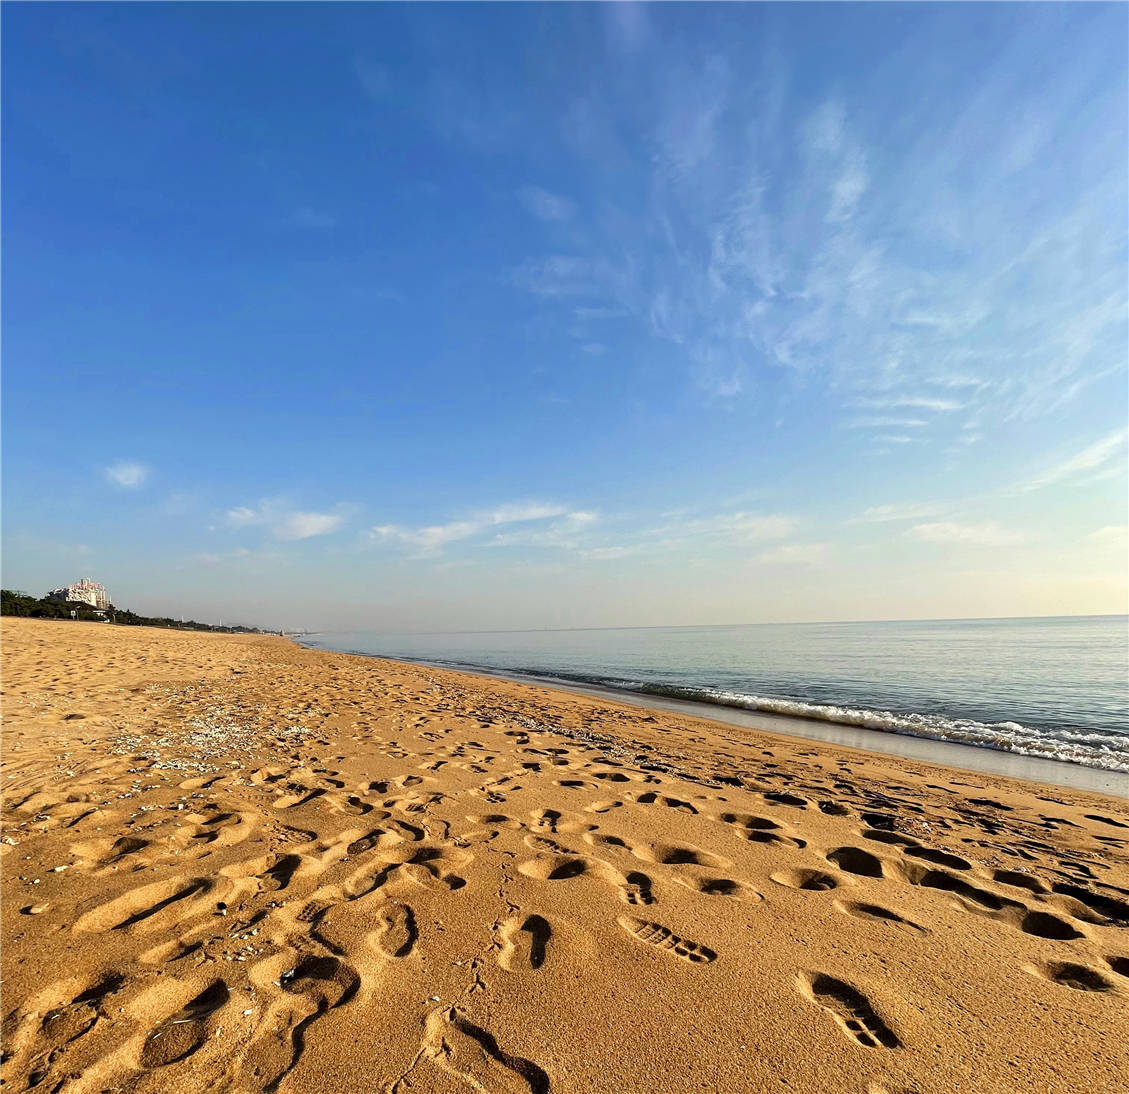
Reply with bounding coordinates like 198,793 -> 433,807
828,150 -> 869,224
226,500 -> 351,540
506,31 -> 1124,433
1087,525 -> 1128,551
160,492 -> 197,516
573,306 -> 629,321
105,461 -> 149,489
371,520 -> 478,554
580,544 -> 640,560
518,186 -> 575,222
849,502 -> 943,524
657,54 -> 729,180
847,417 -> 929,430
805,99 -> 846,157
485,502 -> 569,524
1018,427 -> 1128,492
510,255 -> 628,299
486,511 -> 597,550
275,512 -> 345,540
650,511 -> 795,544
907,521 -> 1027,547
227,506 -> 262,527
604,1 -> 650,54
371,502 -> 591,556
850,395 -> 963,412
753,542 -> 829,566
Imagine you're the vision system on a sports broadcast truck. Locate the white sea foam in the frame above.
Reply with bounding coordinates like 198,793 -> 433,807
666,687 -> 1129,773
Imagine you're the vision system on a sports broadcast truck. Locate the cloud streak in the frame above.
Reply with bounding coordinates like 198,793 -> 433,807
1018,427 -> 1128,492
104,461 -> 149,489
907,521 -> 1027,547
849,502 -> 943,524
504,17 -> 1125,432
371,502 -> 592,556
227,500 -> 351,540
518,186 -> 575,222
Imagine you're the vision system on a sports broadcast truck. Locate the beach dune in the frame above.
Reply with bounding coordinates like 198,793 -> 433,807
2,618 -> 1127,1093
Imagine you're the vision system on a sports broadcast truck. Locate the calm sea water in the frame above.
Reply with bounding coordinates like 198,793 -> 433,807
300,616 -> 1129,774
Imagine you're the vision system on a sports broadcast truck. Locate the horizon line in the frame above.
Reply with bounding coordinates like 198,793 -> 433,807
301,611 -> 1128,639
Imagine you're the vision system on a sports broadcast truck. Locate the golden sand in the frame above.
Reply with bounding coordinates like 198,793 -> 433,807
2,617 -> 1127,1093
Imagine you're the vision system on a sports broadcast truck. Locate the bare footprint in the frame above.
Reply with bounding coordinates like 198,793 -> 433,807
771,868 -> 840,892
369,903 -> 417,959
798,972 -> 900,1049
1025,961 -> 1115,992
240,956 -> 360,1089
419,1007 -> 550,1094
834,900 -> 925,932
677,875 -> 762,903
139,980 -> 229,1068
497,914 -> 551,971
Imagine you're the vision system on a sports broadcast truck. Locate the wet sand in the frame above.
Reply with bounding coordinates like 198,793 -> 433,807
3,618 -> 1127,1093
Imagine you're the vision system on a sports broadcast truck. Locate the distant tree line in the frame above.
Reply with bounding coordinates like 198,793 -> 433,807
0,590 -> 263,634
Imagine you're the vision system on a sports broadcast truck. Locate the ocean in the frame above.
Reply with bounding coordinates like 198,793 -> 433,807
299,615 -> 1128,779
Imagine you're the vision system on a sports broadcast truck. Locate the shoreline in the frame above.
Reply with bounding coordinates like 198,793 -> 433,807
4,619 -> 1127,1094
297,642 -> 1128,798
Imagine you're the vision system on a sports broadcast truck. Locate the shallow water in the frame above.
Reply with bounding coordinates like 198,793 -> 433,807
300,615 -> 1129,775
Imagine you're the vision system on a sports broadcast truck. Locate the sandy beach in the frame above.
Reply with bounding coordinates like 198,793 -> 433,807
2,617 -> 1127,1094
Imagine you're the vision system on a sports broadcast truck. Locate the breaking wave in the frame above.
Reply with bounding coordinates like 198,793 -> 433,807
408,660 -> 1129,774
609,681 -> 1129,773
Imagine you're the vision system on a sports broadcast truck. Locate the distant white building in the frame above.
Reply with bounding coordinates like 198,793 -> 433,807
45,578 -> 112,610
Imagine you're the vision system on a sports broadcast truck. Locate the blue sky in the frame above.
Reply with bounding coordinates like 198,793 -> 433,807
3,3 -> 1126,631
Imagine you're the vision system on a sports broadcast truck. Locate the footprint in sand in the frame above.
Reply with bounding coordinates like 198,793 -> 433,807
763,791 -> 808,808
1024,961 -> 1116,992
240,955 -> 360,1089
622,871 -> 656,907
12,973 -> 126,1069
73,876 -> 219,934
903,845 -> 972,871
583,799 -> 623,814
139,937 -> 203,964
138,980 -> 230,1069
834,900 -> 925,932
825,847 -> 887,878
716,812 -> 804,848
992,869 -> 1047,894
518,854 -> 589,881
347,827 -> 409,856
69,834 -> 150,873
632,841 -> 730,869
497,914 -> 551,971
771,868 -> 841,892
675,875 -> 762,903
616,916 -> 716,964
1048,882 -> 1129,927
797,972 -> 900,1049
369,903 -> 417,959
634,791 -> 699,814
417,1007 -> 550,1094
